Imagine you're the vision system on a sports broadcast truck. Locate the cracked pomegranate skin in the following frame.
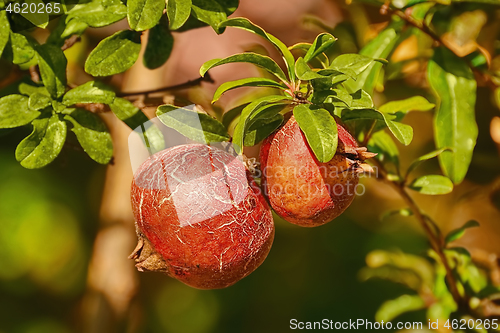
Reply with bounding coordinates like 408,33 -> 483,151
260,116 -> 359,227
131,144 -> 274,289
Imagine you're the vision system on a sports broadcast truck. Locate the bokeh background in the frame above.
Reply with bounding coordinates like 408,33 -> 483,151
1,0 -> 500,332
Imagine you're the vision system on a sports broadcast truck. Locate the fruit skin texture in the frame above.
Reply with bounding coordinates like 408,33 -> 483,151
260,116 -> 360,227
130,144 -> 274,289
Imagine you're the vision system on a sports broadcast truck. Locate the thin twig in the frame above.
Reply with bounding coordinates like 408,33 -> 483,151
372,158 -> 465,308
29,65 -> 40,83
117,73 -> 214,98
61,35 -> 81,51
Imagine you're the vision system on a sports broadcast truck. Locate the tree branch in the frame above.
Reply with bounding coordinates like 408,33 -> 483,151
371,158 -> 465,308
117,73 -> 214,98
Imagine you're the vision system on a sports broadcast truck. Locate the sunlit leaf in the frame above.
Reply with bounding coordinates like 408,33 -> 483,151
212,78 -> 285,103
191,0 -> 227,31
200,53 -> 288,83
85,30 -> 142,76
62,81 -> 115,105
304,33 -> 336,63
15,114 -> 67,169
166,0 -> 192,30
375,295 -> 425,322
408,175 -> 453,195
127,0 -> 165,31
0,11 -> 9,58
64,109 -> 113,164
218,17 -> 295,81
379,96 -> 435,114
66,2 -> 127,28
293,104 -> 338,163
36,44 -> 67,99
445,220 -> 480,244
0,95 -> 40,128
156,105 -> 230,143
28,93 -> 51,111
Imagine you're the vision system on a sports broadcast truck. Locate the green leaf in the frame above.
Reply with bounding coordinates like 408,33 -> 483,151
375,295 -> 425,322
0,95 -> 40,128
380,208 -> 413,221
65,109 -> 113,164
330,54 -> 381,76
344,20 -> 403,95
244,114 -> 283,146
15,114 -> 67,169
66,2 -> 127,28
222,103 -> 248,129
200,53 -> 288,83
18,83 -> 50,97
304,33 -> 336,63
9,32 -> 36,65
85,30 -> 142,76
406,148 -> 452,177
379,96 -> 435,114
36,44 -> 67,99
368,130 -> 399,168
342,109 -> 413,145
428,47 -> 478,185
218,17 -> 295,82
61,20 -> 89,39
289,42 -> 329,67
212,78 -> 285,103
386,120 -> 413,146
232,95 -> 289,153
143,20 -> 174,69
0,11 -> 9,59
191,0 -> 227,31
350,89 -> 374,109
28,92 -> 52,111
295,57 -> 328,80
445,220 -> 480,244
127,0 -> 165,31
156,105 -> 230,143
293,104 -> 338,163
166,0 -> 192,30
408,175 -> 453,195
20,0 -> 49,28
62,81 -> 115,106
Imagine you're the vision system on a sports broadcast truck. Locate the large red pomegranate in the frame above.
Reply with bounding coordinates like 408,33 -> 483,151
260,116 -> 374,227
130,144 -> 274,289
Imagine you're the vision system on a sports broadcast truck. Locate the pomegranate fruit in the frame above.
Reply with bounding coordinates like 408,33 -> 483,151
130,144 -> 274,289
260,116 -> 374,227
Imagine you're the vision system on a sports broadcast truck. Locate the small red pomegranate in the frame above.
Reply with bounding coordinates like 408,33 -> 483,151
260,116 -> 374,227
130,144 -> 274,289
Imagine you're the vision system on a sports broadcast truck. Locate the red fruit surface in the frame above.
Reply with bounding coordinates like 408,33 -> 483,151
130,144 -> 274,289
260,116 -> 360,227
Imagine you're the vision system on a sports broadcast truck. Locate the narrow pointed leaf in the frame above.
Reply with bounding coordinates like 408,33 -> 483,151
376,295 -> 425,323
212,77 -> 285,103
244,114 -> 283,146
166,0 -> 192,30
293,104 -> 338,163
445,220 -> 480,244
65,109 -> 113,164
304,33 -> 336,63
406,148 -> 452,176
379,96 -> 435,114
386,120 -> 413,146
295,57 -> 328,80
232,95 -> 289,153
0,95 -> 40,128
289,42 -> 329,67
428,47 -> 477,184
63,81 -> 115,105
368,130 -> 399,168
200,53 -> 288,82
408,175 -> 453,195
15,115 -> 67,169
218,18 -> 295,81
222,103 -> 248,129
344,20 -> 403,94
156,105 -> 230,143
85,30 -> 141,76
36,44 -> 67,98
127,0 -> 165,31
